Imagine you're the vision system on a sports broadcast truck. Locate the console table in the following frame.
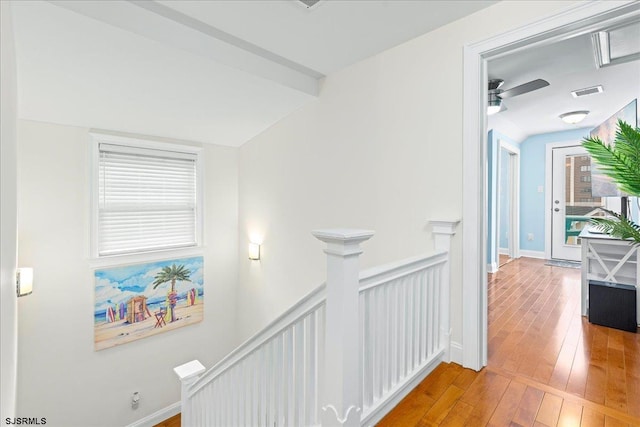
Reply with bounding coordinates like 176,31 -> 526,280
580,228 -> 640,326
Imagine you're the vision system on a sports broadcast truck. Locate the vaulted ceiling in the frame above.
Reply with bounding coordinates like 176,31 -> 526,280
11,0 -> 496,146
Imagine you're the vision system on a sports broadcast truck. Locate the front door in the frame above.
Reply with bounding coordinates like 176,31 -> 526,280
551,146 -> 604,261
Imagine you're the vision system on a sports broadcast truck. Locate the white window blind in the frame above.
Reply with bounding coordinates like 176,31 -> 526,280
98,143 -> 198,256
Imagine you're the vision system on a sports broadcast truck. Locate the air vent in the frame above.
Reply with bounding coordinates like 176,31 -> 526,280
298,0 -> 321,8
571,85 -> 604,98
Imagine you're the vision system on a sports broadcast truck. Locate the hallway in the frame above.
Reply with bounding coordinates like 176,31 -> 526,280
378,257 -> 640,426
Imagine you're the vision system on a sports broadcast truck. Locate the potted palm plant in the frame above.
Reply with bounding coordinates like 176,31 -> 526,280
582,120 -> 640,243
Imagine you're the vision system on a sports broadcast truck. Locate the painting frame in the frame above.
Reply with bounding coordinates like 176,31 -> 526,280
94,256 -> 204,351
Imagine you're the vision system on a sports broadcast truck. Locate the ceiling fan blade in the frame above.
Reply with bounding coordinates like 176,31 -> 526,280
499,79 -> 549,99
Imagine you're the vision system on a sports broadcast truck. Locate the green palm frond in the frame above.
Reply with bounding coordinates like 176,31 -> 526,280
582,121 -> 640,244
582,120 -> 640,196
589,210 -> 640,245
152,264 -> 192,289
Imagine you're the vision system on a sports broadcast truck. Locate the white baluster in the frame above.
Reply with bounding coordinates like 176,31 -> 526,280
313,229 -> 374,427
429,220 -> 460,363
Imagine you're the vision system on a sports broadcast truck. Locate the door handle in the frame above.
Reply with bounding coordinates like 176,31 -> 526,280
554,208 -> 560,212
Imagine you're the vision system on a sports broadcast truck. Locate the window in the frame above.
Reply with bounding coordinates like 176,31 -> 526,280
92,135 -> 202,257
580,175 -> 592,182
580,165 -> 591,172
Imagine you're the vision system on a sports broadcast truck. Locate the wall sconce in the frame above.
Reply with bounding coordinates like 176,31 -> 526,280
16,268 -> 33,297
248,242 -> 261,260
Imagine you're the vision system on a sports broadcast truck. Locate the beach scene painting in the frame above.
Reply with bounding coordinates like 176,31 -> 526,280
94,256 -> 203,351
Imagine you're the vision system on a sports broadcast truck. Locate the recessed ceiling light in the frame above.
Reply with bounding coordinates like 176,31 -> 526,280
559,111 -> 589,124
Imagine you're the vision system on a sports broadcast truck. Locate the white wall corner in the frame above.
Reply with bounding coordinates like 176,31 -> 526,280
449,341 -> 463,366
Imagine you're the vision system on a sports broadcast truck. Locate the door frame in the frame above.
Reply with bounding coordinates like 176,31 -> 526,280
461,1 -> 640,371
544,141 -> 582,260
496,140 -> 520,262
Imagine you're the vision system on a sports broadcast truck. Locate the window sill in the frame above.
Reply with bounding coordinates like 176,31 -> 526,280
88,246 -> 205,269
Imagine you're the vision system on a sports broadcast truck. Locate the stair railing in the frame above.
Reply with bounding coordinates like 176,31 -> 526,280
175,220 -> 459,426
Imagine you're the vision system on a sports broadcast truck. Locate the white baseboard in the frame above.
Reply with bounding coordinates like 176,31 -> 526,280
519,250 -> 545,259
487,262 -> 498,274
126,401 -> 180,427
498,248 -> 509,255
450,341 -> 463,365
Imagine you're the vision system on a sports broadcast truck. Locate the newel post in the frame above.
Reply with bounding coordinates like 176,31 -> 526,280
174,359 -> 205,426
429,220 -> 460,363
313,229 -> 374,427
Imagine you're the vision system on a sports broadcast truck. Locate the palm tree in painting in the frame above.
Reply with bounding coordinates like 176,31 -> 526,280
153,264 -> 192,323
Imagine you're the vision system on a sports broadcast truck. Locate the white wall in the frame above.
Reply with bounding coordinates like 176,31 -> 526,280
236,1 -> 578,349
1,0 -> 19,421
16,120 -> 239,427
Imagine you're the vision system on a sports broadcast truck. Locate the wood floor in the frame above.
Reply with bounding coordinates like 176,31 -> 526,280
154,413 -> 180,427
378,257 -> 640,427
499,254 -> 513,267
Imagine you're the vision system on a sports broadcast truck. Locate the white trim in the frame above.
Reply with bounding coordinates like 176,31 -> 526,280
463,0 -> 640,372
544,141 -> 582,260
125,401 -> 180,427
498,248 -> 509,255
88,246 -> 205,269
496,141 -> 521,262
519,250 -> 546,260
487,263 -> 498,274
449,341 -> 463,365
89,132 -> 205,258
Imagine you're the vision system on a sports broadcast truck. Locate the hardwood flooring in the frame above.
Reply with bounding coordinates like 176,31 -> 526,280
154,413 -> 180,427
378,257 -> 640,427
499,254 -> 513,267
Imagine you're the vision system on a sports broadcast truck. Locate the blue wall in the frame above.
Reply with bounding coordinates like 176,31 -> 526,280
519,128 -> 591,253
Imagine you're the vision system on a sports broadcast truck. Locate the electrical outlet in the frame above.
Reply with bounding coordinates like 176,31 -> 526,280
131,391 -> 140,409
528,233 -> 534,241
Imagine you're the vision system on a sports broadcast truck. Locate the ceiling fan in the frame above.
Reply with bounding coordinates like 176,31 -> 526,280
488,78 -> 549,115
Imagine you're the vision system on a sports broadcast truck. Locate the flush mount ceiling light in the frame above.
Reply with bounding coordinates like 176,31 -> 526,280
559,111 -> 590,124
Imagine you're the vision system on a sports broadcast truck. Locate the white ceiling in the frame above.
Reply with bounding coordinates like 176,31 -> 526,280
11,0 -> 496,147
488,25 -> 640,141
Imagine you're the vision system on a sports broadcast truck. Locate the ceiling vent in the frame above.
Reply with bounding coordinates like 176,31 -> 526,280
571,85 -> 604,98
297,0 -> 321,9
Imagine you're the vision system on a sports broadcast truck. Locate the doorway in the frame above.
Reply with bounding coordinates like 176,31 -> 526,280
548,145 -> 605,261
496,141 -> 520,266
462,2 -> 640,371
